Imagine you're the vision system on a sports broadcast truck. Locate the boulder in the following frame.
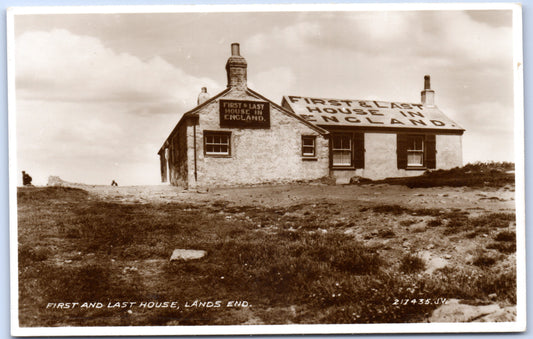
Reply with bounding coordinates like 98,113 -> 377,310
170,249 -> 207,261
429,299 -> 516,322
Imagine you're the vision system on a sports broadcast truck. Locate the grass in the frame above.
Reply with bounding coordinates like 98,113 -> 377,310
18,186 -> 517,326
470,213 -> 515,229
361,205 -> 442,217
402,162 -> 515,188
353,162 -> 515,188
429,266 -> 516,304
19,188 -> 390,326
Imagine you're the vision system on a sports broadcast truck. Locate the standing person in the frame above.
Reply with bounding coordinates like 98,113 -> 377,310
22,171 -> 32,186
111,180 -> 118,186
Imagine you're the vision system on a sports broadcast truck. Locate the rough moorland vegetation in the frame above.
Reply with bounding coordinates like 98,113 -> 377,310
18,185 -> 516,326
364,162 -> 515,188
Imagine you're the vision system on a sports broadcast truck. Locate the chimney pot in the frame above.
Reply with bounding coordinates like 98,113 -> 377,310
231,43 -> 240,56
424,75 -> 431,90
421,75 -> 435,106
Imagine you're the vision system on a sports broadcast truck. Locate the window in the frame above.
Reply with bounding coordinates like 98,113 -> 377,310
407,135 -> 424,167
332,134 -> 352,167
397,134 -> 436,169
204,131 -> 231,156
302,136 -> 316,157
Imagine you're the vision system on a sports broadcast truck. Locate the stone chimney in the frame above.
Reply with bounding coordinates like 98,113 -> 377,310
197,87 -> 210,105
421,75 -> 435,106
225,43 -> 247,90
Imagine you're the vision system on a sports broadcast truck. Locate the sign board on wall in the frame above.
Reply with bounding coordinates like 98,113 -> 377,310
219,99 -> 270,129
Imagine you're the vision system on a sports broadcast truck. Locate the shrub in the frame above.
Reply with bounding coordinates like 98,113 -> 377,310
486,242 -> 516,254
377,229 -> 396,238
375,162 -> 515,188
364,205 -> 445,218
470,213 -> 515,229
399,253 -> 426,273
330,245 -> 383,275
28,263 -> 144,301
429,266 -> 516,303
410,208 -> 443,217
371,205 -> 409,215
479,266 -> 517,304
18,245 -> 51,266
447,218 -> 466,229
427,218 -> 443,227
399,219 -> 417,227
473,255 -> 497,267
494,231 -> 515,242
465,231 -> 478,239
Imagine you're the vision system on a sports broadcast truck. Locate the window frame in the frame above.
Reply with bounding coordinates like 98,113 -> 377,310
203,130 -> 232,157
331,133 -> 353,168
406,134 -> 425,168
301,135 -> 317,158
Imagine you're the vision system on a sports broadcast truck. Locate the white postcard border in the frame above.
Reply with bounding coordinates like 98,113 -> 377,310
7,2 -> 526,336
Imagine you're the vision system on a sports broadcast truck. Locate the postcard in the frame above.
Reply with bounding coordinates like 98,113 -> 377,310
8,2 -> 525,336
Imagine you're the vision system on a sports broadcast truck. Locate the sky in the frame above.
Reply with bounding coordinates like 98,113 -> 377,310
12,6 -> 518,185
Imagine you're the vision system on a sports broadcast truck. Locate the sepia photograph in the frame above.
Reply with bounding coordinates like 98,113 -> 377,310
8,3 -> 525,336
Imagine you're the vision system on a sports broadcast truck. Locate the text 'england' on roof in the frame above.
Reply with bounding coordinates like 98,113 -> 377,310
281,95 -> 464,133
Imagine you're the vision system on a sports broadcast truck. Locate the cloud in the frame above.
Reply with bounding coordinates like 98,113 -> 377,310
246,21 -> 321,55
16,99 -> 174,185
250,66 -> 296,101
458,101 -> 514,133
16,29 -> 220,110
15,29 -> 224,185
245,11 -> 512,70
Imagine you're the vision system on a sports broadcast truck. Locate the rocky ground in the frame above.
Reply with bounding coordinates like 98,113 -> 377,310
85,182 -> 517,322
18,179 -> 518,325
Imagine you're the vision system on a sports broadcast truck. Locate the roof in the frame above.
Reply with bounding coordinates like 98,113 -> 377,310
158,88 -> 231,154
246,88 -> 328,135
281,95 -> 465,133
158,88 -> 329,154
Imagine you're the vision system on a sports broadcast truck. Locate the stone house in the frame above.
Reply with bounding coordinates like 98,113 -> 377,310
158,44 -> 464,187
158,43 -> 329,189
281,75 -> 464,183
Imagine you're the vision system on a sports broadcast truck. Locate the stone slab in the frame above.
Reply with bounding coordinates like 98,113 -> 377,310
170,249 -> 207,261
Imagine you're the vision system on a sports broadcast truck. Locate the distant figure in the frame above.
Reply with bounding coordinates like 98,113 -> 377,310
197,87 -> 210,105
22,171 -> 32,186
111,180 -> 118,187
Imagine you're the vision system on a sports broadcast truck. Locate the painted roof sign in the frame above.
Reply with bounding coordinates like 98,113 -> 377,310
282,96 -> 464,132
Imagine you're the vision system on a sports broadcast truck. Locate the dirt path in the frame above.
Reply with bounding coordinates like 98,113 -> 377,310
83,183 -> 515,214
